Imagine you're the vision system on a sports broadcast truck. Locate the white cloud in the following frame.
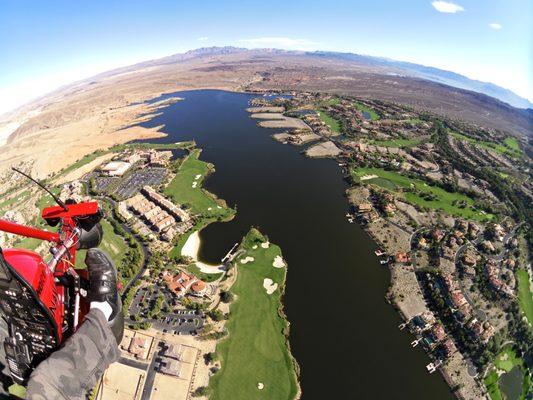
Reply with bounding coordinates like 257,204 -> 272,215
489,23 -> 502,30
197,37 -> 209,41
239,37 -> 319,50
431,1 -> 465,13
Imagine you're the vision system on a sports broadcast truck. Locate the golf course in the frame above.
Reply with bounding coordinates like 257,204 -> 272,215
209,228 -> 299,400
351,167 -> 493,221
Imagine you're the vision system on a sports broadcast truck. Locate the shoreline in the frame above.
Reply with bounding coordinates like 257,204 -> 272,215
181,230 -> 226,274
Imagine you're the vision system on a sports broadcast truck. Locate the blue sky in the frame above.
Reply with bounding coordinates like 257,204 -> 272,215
0,0 -> 531,114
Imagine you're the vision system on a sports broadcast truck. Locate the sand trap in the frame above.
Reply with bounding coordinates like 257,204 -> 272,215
195,174 -> 201,180
261,242 -> 270,249
240,256 -> 254,264
252,245 -> 258,249
360,174 -> 378,181
217,205 -> 222,209
263,278 -> 278,294
257,383 -> 264,390
273,255 -> 285,268
208,207 -> 212,210
181,231 -> 225,273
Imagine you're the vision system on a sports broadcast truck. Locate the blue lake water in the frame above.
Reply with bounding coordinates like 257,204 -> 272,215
140,89 -> 453,399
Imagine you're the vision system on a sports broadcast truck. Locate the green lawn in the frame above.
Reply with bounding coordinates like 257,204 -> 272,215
405,118 -> 426,125
485,371 -> 503,400
75,218 -> 128,268
316,109 -> 341,133
13,189 -> 61,251
503,137 -> 520,151
111,141 -> 195,152
494,347 -> 523,372
351,167 -> 493,222
370,136 -> 428,148
164,149 -> 234,219
209,228 -> 299,400
354,102 -> 380,120
485,346 -> 531,400
516,269 -> 533,325
0,190 -> 31,210
450,131 -> 522,158
59,150 -> 109,177
185,263 -> 222,283
58,141 -> 195,178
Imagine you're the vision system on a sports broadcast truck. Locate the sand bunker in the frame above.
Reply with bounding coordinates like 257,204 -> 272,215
360,174 -> 378,181
263,278 -> 278,294
257,383 -> 264,390
273,255 -> 285,268
240,256 -> 254,264
252,245 -> 258,249
261,242 -> 270,249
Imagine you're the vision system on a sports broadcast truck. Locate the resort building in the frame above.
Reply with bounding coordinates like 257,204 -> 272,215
163,271 -> 207,298
101,161 -> 132,176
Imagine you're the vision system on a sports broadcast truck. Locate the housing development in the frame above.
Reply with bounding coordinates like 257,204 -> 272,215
246,91 -> 532,400
0,87 -> 530,400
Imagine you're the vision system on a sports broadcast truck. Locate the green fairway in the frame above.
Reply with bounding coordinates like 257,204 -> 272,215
0,190 -> 31,210
111,141 -> 195,152
164,149 -> 234,219
13,189 -> 61,251
351,167 -> 493,221
503,137 -> 520,151
209,229 -> 299,400
316,109 -> 341,132
59,150 -> 109,177
516,269 -> 533,325
485,346 -> 531,400
75,218 -> 128,268
450,131 -> 522,158
494,347 -> 523,373
185,263 -> 222,282
485,371 -> 503,400
354,102 -> 380,120
370,136 -> 428,148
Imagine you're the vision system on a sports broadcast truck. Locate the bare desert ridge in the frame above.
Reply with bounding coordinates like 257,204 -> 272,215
0,46 -> 531,178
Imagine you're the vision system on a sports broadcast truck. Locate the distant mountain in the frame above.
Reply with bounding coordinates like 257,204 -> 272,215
307,51 -> 532,109
96,46 -> 532,110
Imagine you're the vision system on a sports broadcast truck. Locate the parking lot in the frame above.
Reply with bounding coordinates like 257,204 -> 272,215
128,284 -> 205,335
93,176 -> 120,194
152,310 -> 205,335
112,168 -> 167,199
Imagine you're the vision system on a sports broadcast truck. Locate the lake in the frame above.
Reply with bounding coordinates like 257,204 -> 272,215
140,89 -> 452,399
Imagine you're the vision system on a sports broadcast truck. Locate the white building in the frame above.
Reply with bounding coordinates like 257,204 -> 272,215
101,161 -> 131,177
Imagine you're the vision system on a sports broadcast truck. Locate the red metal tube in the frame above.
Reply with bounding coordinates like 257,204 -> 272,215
0,219 -> 60,243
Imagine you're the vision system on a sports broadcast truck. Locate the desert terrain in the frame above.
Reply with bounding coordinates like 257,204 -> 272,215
0,47 -> 531,179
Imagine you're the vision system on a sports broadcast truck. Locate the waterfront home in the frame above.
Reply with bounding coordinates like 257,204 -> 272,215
395,252 -> 411,264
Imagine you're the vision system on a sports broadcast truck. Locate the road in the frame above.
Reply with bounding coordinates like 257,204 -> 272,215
140,340 -> 161,400
96,195 -> 151,294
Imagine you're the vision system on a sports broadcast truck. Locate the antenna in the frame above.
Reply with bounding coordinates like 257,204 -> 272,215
12,167 -> 68,211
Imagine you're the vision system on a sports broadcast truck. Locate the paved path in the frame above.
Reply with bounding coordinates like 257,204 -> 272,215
140,340 -> 161,400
